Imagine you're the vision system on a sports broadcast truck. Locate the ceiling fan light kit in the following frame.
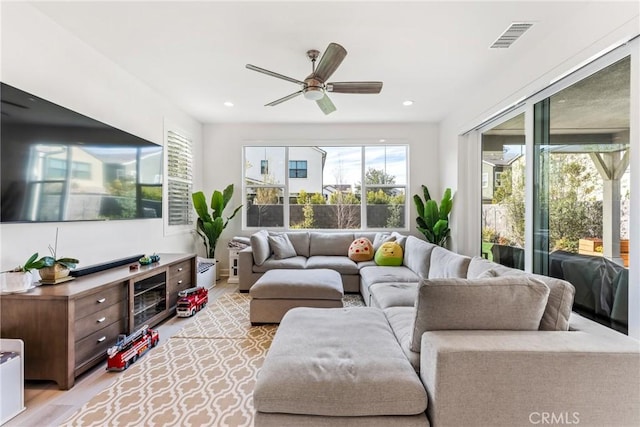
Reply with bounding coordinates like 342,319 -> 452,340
246,42 -> 383,115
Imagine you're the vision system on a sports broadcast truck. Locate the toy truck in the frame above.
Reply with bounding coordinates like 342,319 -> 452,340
106,324 -> 159,371
176,286 -> 208,317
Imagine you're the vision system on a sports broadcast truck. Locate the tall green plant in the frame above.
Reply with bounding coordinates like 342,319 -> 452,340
192,184 -> 243,259
413,185 -> 453,247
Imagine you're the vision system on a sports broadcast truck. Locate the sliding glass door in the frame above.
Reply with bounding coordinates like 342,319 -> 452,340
533,57 -> 631,332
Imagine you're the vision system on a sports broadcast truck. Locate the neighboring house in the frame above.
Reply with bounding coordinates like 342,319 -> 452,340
244,146 -> 326,197
481,152 -> 522,202
287,147 -> 326,196
322,184 -> 353,200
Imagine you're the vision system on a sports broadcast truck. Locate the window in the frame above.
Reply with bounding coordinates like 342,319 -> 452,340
480,112 -> 526,270
289,160 -> 307,178
166,130 -> 193,226
261,160 -> 269,175
72,162 -> 91,180
244,145 -> 408,230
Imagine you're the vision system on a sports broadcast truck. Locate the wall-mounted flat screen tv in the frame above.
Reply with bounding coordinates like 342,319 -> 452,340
1,82 -> 163,222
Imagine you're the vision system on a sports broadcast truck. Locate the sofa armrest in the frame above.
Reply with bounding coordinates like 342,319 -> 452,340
420,330 -> 640,427
238,247 -> 255,291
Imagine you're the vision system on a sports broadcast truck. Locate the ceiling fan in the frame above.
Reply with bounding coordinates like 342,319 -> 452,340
245,42 -> 383,115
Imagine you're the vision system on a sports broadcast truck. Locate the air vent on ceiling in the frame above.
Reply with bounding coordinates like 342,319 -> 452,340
490,22 -> 534,49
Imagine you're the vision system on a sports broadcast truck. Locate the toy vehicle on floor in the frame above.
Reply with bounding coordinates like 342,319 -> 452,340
176,286 -> 208,317
106,324 -> 159,371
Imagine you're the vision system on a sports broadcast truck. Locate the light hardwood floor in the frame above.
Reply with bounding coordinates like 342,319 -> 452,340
5,280 -> 238,427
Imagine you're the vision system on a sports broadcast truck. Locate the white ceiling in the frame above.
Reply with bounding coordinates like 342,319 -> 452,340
28,1 -> 637,124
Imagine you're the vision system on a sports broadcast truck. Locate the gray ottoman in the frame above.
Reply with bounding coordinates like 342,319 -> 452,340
254,307 -> 429,426
249,269 -> 343,324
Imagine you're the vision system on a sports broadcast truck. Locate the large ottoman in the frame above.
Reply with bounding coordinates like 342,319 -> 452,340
249,269 -> 343,325
254,307 -> 429,426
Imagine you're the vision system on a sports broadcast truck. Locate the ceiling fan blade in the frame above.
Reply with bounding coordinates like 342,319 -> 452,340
326,82 -> 383,94
313,43 -> 347,83
265,90 -> 303,106
246,64 -> 305,85
316,94 -> 336,115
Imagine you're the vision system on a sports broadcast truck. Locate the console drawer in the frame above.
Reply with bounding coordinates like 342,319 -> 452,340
75,302 -> 126,341
168,271 -> 192,308
75,320 -> 125,366
75,283 -> 126,319
169,260 -> 192,278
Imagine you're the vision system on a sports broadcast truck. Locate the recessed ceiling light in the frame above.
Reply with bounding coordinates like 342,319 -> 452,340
223,101 -> 234,107
379,139 -> 386,143
402,100 -> 414,106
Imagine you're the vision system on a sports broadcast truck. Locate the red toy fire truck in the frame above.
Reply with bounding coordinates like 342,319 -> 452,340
106,324 -> 159,371
176,286 -> 208,317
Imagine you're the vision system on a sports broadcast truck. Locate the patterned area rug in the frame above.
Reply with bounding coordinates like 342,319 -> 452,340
62,292 -> 364,427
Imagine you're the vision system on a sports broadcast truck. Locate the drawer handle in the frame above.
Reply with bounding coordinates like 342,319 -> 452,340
97,317 -> 106,323
178,280 -> 183,284
97,298 -> 106,304
97,336 -> 106,343
177,267 -> 183,272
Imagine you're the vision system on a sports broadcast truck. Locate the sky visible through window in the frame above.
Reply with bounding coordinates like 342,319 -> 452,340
321,146 -> 407,188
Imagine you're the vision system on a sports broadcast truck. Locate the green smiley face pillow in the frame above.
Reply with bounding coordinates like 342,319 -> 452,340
374,241 -> 403,266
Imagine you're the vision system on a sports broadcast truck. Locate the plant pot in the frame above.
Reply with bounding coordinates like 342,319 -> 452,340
39,265 -> 70,281
0,271 -> 33,292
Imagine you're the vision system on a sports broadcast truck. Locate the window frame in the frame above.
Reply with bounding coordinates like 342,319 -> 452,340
242,143 -> 409,231
288,160 -> 308,178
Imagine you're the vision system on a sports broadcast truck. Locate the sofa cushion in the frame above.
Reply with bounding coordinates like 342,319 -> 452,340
254,307 -> 428,417
253,256 -> 307,273
384,306 -> 420,372
477,268 -> 498,278
251,230 -> 271,266
403,236 -> 436,279
372,232 -> 395,251
529,273 -> 575,332
410,276 -> 550,352
391,231 -> 408,250
428,246 -> 471,278
360,266 -> 420,290
467,256 -> 523,279
309,232 -> 354,256
374,241 -> 403,266
467,257 -> 575,332
348,238 -> 374,262
306,256 -> 359,275
370,282 -> 418,309
357,260 -> 377,269
250,269 -> 343,300
269,232 -> 310,257
268,233 -> 297,260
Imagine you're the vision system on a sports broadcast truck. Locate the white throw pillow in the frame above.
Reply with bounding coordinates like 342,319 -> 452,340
268,234 -> 297,260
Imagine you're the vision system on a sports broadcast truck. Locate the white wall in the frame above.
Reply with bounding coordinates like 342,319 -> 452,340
203,122 -> 439,270
0,3 -> 203,271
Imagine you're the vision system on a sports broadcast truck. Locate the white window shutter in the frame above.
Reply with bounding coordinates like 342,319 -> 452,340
167,130 -> 193,226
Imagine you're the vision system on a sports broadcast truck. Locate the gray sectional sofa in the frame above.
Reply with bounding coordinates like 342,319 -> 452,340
240,231 -> 640,426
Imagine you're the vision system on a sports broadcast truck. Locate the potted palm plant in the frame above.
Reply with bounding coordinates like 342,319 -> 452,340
413,185 -> 453,247
192,184 -> 242,280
